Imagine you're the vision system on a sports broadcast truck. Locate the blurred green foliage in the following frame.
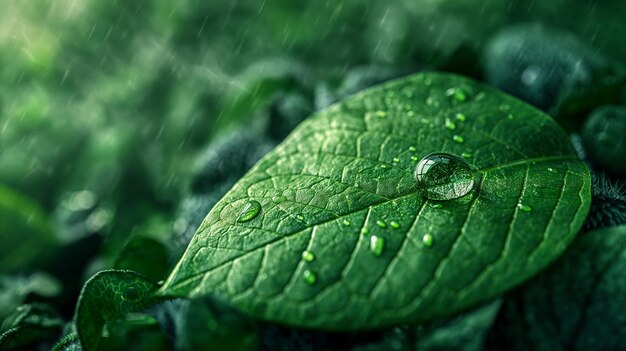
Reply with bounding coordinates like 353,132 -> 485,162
0,0 -> 625,349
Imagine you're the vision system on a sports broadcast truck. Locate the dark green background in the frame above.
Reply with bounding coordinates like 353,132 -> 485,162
1,1 -> 625,350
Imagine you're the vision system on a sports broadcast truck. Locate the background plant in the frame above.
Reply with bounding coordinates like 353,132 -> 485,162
1,0 -> 625,350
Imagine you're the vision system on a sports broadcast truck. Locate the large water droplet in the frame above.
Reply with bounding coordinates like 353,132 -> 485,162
370,235 -> 385,256
237,200 -> 262,222
414,153 -> 479,200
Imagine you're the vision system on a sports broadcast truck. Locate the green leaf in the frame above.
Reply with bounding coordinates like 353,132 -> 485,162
159,72 -> 591,330
50,333 -> 81,351
0,184 -> 57,273
114,237 -> 170,282
0,303 -> 63,350
74,270 -> 161,351
486,225 -> 626,351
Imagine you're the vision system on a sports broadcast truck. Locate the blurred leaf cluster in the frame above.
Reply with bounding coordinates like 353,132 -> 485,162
1,0 -> 626,350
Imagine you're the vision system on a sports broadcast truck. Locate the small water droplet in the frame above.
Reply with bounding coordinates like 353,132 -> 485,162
342,219 -> 351,226
426,96 -> 439,107
499,103 -> 511,112
376,111 -> 387,119
409,146 -> 417,152
461,152 -> 473,159
411,156 -> 419,161
414,153 -> 479,200
370,235 -> 385,256
296,214 -> 305,221
422,233 -> 434,247
446,87 -> 467,102
303,270 -> 317,285
507,113 -> 515,120
517,203 -> 532,212
361,228 -> 369,235
390,221 -> 400,229
547,167 -> 557,174
302,250 -> 315,262
392,157 -> 400,163
455,113 -> 467,122
453,135 -> 465,143
432,203 -> 443,209
421,118 -> 431,124
237,200 -> 262,222
272,195 -> 287,204
424,77 -> 432,86
445,118 -> 456,130
122,287 -> 141,301
376,220 -> 387,228
380,164 -> 388,169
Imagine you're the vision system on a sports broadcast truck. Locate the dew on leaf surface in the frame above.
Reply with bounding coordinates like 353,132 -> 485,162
414,153 -> 479,200
370,235 -> 385,256
237,200 -> 262,222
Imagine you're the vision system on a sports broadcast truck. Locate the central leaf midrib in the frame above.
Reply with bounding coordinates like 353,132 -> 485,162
162,153 -> 580,292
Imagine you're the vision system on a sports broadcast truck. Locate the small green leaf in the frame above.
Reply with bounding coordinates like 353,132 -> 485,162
74,270 -> 162,351
114,237 -> 170,282
486,225 -> 626,351
160,72 -> 591,330
0,303 -> 63,350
